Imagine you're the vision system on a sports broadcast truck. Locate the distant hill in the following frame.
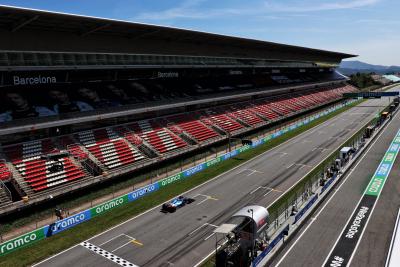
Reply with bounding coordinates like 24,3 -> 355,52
338,60 -> 400,75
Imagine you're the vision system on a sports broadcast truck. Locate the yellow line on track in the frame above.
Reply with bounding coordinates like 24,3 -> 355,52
131,239 -> 143,246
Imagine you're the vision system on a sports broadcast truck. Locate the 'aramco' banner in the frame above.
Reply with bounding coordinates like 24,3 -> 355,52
44,210 -> 92,236
0,101 -> 353,257
365,128 -> 400,196
0,228 -> 46,255
91,195 -> 130,217
158,172 -> 184,188
128,183 -> 159,202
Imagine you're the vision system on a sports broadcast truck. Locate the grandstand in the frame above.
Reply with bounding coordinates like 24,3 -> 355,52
0,5 -> 357,215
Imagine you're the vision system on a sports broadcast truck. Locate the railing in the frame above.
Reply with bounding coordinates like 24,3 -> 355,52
0,180 -> 12,202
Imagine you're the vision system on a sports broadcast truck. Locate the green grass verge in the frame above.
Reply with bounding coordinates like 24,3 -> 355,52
0,101 -> 361,267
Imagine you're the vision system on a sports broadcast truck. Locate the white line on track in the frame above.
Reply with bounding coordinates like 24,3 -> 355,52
250,186 -> 269,195
188,224 -> 208,236
204,233 -> 215,241
111,237 -> 137,253
188,223 -> 218,236
246,170 -> 258,176
238,168 -> 263,176
99,234 -> 124,246
111,241 -> 132,253
286,163 -> 294,169
264,189 -> 273,197
196,198 -> 208,206
124,233 -> 136,240
275,106 -> 399,267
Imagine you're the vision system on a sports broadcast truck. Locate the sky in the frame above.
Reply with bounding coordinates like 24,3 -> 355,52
1,0 -> 399,65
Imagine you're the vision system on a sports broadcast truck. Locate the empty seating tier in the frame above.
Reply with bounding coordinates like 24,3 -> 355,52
15,157 -> 85,191
59,136 -> 89,160
127,120 -> 188,154
3,139 -> 56,164
198,109 -> 244,133
166,114 -> 220,142
251,102 -> 281,121
75,127 -> 146,168
86,139 -> 145,169
226,105 -> 265,126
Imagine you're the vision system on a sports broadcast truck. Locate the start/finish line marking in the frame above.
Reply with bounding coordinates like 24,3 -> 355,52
80,241 -> 138,267
323,127 -> 400,267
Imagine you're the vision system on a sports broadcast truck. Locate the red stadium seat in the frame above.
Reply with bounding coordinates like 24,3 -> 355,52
127,120 -> 188,154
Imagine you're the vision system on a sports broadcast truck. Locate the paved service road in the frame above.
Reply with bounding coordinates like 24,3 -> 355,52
271,90 -> 400,267
34,92 -> 398,267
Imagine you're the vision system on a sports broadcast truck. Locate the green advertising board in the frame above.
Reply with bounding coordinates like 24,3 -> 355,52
90,194 -> 130,217
158,172 -> 184,188
263,135 -> 272,142
206,157 -> 222,168
365,129 -> 400,196
0,228 -> 46,256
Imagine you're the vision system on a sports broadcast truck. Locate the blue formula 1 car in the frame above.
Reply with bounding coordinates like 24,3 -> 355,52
161,196 -> 195,213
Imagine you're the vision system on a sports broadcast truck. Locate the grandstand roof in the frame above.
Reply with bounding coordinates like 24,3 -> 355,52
0,5 -> 355,64
383,75 -> 400,83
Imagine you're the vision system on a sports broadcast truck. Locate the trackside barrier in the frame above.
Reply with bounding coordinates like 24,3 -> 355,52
0,101 -> 355,256
253,225 -> 289,267
293,194 -> 318,224
321,173 -> 337,194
